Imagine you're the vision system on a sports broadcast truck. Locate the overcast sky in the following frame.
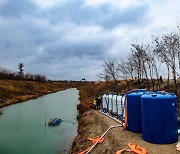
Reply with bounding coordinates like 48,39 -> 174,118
0,0 -> 180,81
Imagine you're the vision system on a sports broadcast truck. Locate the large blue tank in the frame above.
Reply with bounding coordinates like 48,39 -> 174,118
127,89 -> 147,133
141,93 -> 178,144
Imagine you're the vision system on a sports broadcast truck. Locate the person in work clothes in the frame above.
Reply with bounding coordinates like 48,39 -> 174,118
93,98 -> 98,109
96,97 -> 102,110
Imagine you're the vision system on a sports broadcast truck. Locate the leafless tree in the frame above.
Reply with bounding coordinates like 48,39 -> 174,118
131,43 -> 151,89
118,56 -> 134,80
99,59 -> 119,91
153,32 -> 180,93
145,50 -> 161,90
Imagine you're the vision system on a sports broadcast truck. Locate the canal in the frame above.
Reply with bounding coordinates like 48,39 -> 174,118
0,88 -> 79,154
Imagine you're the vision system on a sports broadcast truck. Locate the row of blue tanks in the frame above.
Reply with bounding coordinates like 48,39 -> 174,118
102,89 -> 178,144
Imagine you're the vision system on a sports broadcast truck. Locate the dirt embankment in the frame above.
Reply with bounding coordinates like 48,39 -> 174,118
70,81 -> 179,154
71,110 -> 178,154
0,80 -> 87,108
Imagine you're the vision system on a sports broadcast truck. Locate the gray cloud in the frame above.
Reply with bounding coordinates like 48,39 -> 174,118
0,0 -> 179,80
0,0 -> 37,18
41,0 -> 149,29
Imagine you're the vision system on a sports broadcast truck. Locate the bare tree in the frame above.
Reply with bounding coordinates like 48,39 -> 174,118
99,59 -> 119,91
145,50 -> 161,90
131,43 -> 150,89
153,32 -> 180,93
118,59 -> 129,79
118,56 -> 134,80
153,36 -> 171,89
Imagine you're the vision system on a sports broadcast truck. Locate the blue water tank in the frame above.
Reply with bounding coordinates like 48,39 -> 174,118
127,89 -> 147,133
141,93 -> 178,144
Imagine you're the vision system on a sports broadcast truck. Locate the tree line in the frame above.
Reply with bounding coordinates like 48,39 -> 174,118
99,26 -> 180,94
0,67 -> 47,82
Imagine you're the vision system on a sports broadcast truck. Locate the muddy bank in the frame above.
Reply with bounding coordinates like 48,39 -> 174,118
0,80 -> 87,108
0,91 -> 62,108
71,110 -> 178,154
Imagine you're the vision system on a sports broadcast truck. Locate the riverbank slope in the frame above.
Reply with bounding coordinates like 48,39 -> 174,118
0,80 -> 86,108
70,81 -> 179,154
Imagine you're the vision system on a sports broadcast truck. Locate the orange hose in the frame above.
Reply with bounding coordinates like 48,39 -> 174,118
116,143 -> 147,154
123,89 -> 139,130
87,136 -> 105,144
123,96 -> 128,130
78,147 -> 91,154
78,136 -> 105,154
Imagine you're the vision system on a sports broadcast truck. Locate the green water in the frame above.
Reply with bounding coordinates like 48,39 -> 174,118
0,88 -> 79,154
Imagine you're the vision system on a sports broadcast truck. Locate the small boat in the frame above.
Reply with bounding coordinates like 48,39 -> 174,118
48,118 -> 62,126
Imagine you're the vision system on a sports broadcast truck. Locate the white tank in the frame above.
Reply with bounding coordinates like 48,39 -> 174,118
102,94 -> 108,110
102,93 -> 125,119
102,93 -> 113,112
108,94 -> 113,112
117,95 -> 125,118
112,94 -> 118,114
112,94 -> 125,117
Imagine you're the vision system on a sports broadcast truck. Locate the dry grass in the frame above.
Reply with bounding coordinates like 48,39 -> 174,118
0,80 -> 87,108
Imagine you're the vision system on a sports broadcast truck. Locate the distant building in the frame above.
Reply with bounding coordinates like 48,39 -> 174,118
81,78 -> 86,82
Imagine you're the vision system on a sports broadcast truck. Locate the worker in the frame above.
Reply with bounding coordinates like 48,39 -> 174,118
96,97 -> 102,110
93,98 -> 98,109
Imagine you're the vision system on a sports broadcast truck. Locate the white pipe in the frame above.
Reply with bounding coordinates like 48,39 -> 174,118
86,124 -> 121,154
99,110 -> 123,125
